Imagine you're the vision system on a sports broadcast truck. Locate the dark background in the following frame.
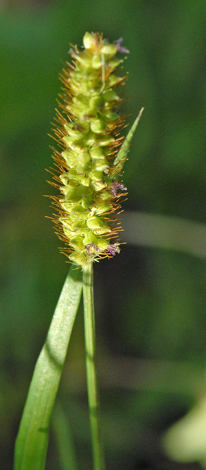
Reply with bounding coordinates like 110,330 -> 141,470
1,1 -> 206,469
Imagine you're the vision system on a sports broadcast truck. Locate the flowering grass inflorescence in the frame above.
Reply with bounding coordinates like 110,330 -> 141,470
50,32 -> 130,266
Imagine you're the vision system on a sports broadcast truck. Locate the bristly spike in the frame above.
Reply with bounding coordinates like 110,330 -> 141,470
48,32 -> 143,266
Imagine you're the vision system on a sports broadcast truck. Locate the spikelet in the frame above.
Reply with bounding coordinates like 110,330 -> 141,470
49,32 -> 132,266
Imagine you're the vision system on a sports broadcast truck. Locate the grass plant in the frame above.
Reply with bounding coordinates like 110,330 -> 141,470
14,32 -> 142,470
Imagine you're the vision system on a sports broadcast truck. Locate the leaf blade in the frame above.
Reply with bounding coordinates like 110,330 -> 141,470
14,264 -> 82,470
114,107 -> 144,176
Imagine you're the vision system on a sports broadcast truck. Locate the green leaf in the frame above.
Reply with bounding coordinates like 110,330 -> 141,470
52,400 -> 78,470
113,107 -> 144,177
14,264 -> 82,470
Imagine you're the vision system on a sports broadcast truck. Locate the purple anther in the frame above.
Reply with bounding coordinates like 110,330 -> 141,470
87,243 -> 99,256
107,244 -> 120,256
111,182 -> 127,197
115,38 -> 130,54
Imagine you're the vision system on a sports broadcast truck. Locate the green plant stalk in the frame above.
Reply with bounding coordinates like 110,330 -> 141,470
14,264 -> 82,470
83,262 -> 105,470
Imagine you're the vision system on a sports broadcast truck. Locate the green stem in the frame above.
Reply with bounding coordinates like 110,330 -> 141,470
14,264 -> 82,470
82,262 -> 105,470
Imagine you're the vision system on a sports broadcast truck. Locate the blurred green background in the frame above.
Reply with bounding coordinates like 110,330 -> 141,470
1,1 -> 206,469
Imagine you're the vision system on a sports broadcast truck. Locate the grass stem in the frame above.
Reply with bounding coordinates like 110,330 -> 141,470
82,262 -> 105,470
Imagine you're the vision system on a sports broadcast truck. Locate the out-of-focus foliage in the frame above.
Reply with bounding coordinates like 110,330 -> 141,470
1,1 -> 206,469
